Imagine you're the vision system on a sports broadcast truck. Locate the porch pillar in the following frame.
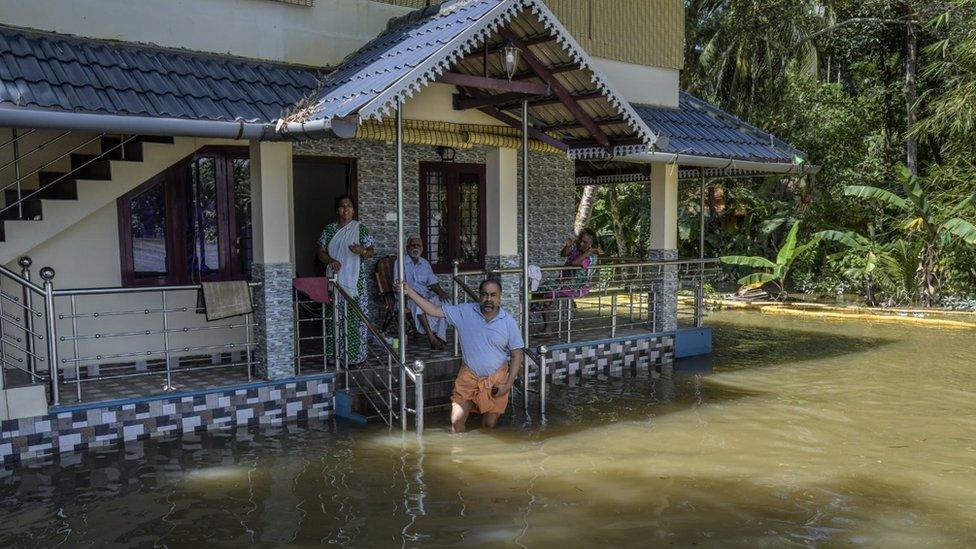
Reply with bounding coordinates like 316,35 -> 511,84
249,140 -> 296,380
649,161 -> 679,333
484,147 -> 522,317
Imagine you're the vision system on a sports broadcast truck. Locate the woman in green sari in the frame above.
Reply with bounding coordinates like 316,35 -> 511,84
317,195 -> 375,364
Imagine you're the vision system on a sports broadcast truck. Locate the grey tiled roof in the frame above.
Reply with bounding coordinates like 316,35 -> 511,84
0,26 -> 322,123
304,0 -> 513,122
634,92 -> 804,163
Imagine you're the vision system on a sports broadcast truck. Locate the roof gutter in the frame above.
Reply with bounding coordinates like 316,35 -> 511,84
0,106 -> 276,140
620,151 -> 821,175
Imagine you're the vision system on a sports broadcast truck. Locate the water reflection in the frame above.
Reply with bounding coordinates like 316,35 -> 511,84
2,310 -> 976,546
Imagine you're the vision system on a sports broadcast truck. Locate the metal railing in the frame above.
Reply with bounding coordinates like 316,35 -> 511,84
327,277 -> 424,432
0,256 -> 258,406
453,257 -> 721,347
1,129 -> 139,219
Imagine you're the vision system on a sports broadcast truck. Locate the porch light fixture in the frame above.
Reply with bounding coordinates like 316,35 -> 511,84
501,41 -> 519,80
436,146 -> 456,162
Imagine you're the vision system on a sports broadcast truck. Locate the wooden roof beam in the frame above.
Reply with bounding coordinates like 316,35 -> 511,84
436,72 -> 549,95
459,88 -> 568,152
498,28 -> 610,148
454,91 -> 534,111
462,33 -> 557,60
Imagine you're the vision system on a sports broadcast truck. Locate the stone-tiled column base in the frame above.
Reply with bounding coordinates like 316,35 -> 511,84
251,262 -> 296,380
649,249 -> 678,333
484,255 -> 523,324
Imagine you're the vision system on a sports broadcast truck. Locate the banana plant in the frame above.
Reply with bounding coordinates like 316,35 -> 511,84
721,222 -> 820,300
814,229 -> 919,305
843,166 -> 976,306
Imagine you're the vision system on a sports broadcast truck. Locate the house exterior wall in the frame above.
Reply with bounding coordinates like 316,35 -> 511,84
0,0 -> 412,68
376,0 -> 685,71
294,135 -> 577,323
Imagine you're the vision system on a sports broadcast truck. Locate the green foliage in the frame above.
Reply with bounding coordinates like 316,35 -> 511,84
721,223 -> 821,299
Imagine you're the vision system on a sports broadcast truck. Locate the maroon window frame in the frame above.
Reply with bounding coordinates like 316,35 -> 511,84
117,146 -> 250,286
419,162 -> 487,273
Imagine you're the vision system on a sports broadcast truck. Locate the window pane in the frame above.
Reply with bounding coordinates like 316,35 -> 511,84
233,158 -> 252,276
458,173 -> 480,263
426,171 -> 448,265
187,157 -> 221,279
129,182 -> 167,278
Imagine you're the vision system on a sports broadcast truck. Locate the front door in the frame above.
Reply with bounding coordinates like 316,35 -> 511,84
292,157 -> 357,278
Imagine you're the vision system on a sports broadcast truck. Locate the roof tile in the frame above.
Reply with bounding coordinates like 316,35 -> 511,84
0,26 -> 319,123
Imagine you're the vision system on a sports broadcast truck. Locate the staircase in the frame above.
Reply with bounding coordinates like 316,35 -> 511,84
0,133 -> 197,264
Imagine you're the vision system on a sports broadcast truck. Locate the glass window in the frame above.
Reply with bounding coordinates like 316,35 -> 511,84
420,163 -> 485,273
129,181 -> 167,279
187,156 -> 221,280
119,148 -> 252,286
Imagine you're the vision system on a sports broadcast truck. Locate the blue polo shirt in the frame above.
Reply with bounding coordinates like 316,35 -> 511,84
441,303 -> 524,377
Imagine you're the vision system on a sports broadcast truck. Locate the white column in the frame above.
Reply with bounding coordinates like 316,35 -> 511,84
485,147 -> 518,256
648,161 -> 679,335
484,147 -> 521,315
248,140 -> 296,380
650,161 -> 678,250
249,141 -> 295,264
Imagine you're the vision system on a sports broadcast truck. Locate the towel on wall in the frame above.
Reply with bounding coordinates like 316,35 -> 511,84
200,280 -> 253,321
293,277 -> 330,304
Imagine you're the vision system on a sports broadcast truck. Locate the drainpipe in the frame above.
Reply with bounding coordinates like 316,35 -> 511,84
619,151 -> 821,176
0,107 -> 272,140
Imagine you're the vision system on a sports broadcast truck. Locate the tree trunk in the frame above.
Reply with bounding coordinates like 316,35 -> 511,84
607,185 -> 628,257
918,242 -> 938,307
905,15 -> 919,176
574,184 -> 598,235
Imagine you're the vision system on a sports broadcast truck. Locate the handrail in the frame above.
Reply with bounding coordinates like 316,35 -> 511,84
331,280 -> 401,363
53,281 -> 261,297
0,132 -> 107,195
329,278 -> 423,431
2,134 -> 141,216
454,277 -> 479,302
455,257 -> 721,276
0,264 -> 44,294
0,128 -> 35,150
0,130 -> 71,173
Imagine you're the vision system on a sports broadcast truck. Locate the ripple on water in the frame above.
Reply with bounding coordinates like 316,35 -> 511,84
1,310 -> 976,546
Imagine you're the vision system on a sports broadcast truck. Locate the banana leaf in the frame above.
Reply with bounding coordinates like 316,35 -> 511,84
737,272 -> 777,290
775,222 -> 800,266
844,185 -> 910,210
721,255 -> 777,269
942,218 -> 976,244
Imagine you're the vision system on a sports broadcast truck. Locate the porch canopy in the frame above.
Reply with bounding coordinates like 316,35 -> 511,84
277,0 -> 657,158
576,91 -> 820,185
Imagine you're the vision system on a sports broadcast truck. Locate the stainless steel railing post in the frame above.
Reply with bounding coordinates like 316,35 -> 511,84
329,275 -> 340,375
539,345 -> 547,416
244,309 -> 253,382
342,294 -> 349,387
69,295 -> 81,402
565,299 -> 572,344
522,350 -> 529,412
611,293 -> 618,338
413,360 -> 424,433
293,288 -> 301,375
40,267 -> 59,407
160,291 -> 174,391
19,257 -> 37,380
452,260 -> 459,357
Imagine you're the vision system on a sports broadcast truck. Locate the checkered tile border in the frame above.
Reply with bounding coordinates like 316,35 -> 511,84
543,334 -> 674,380
0,375 -> 334,466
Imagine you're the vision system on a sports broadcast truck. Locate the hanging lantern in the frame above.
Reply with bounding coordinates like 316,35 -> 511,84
501,42 -> 519,80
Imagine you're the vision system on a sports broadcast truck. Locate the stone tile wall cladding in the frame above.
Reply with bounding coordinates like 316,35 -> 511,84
542,334 -> 674,380
295,138 -> 577,325
0,374 -> 333,465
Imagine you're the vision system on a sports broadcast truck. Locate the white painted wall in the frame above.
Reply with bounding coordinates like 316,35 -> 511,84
592,57 -> 680,108
0,0 -> 411,67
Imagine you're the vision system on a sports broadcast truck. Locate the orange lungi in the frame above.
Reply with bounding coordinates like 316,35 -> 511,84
451,363 -> 510,414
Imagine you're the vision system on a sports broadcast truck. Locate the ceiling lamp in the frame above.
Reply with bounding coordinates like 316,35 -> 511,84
501,41 -> 519,80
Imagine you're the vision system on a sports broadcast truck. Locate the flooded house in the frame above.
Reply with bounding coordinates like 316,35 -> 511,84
0,0 -> 813,463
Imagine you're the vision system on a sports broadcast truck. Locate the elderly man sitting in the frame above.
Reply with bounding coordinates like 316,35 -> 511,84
394,235 -> 450,350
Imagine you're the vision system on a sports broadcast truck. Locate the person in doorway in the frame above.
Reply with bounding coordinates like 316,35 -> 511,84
394,235 -> 450,350
317,195 -> 375,364
397,278 -> 523,432
535,227 -> 602,334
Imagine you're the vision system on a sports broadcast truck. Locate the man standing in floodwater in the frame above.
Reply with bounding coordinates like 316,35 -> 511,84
397,278 -> 524,432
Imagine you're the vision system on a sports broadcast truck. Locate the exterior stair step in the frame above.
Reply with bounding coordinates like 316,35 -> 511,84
69,153 -> 113,180
0,199 -> 42,221
5,179 -> 77,203
99,137 -> 144,161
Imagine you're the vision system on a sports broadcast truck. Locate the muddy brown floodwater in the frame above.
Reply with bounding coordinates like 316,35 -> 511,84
2,310 -> 975,547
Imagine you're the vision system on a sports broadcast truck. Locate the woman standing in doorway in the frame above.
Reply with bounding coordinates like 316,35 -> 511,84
318,195 -> 375,364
